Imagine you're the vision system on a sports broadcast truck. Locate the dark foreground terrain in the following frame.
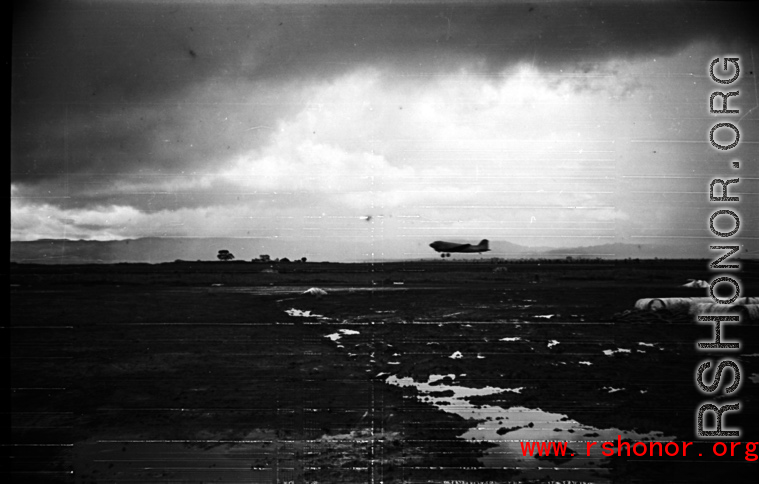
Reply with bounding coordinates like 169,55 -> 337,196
9,259 -> 759,483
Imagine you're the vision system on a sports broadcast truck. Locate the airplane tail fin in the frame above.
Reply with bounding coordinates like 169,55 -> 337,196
479,239 -> 489,249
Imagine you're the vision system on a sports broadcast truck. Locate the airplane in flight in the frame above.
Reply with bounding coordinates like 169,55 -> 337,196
429,239 -> 490,258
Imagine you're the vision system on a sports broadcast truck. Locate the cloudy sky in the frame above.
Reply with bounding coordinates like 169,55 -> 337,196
11,0 -> 758,260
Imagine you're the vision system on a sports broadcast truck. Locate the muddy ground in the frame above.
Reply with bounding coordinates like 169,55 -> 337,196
9,259 -> 759,483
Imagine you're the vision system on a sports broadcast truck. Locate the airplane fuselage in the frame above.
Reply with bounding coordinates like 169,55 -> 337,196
429,239 -> 490,255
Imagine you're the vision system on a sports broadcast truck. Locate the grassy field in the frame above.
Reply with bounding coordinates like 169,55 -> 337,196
9,259 -> 759,483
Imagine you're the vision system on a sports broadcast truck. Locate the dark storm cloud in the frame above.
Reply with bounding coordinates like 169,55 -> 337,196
11,1 -> 758,194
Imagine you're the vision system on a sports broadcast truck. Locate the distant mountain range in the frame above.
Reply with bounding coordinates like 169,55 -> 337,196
10,238 -> 750,264
541,243 -> 697,259
9,237 -> 532,264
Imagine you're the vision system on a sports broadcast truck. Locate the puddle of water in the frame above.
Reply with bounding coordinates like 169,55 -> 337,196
285,308 -> 327,318
448,351 -> 463,359
386,375 -> 672,482
324,329 -> 360,342
387,375 -> 517,399
500,337 -> 522,342
602,348 -> 631,356
547,340 -> 560,348
601,386 -> 625,393
429,374 -> 456,383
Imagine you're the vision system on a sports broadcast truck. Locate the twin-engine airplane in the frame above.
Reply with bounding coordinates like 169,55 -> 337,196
429,239 -> 490,258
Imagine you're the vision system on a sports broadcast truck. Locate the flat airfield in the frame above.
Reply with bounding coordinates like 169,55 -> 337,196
9,259 -> 759,483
